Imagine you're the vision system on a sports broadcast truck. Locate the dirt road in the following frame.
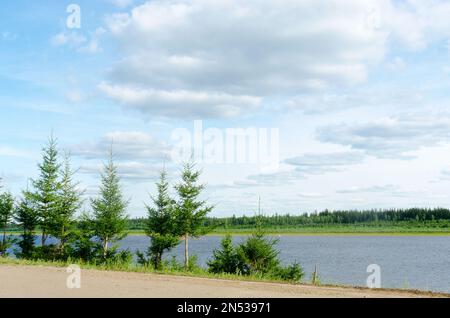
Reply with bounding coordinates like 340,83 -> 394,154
0,264 -> 446,298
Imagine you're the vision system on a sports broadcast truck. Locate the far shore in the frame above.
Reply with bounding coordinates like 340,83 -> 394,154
5,230 -> 450,237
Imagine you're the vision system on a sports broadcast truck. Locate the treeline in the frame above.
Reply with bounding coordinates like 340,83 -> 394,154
0,136 -> 303,282
126,208 -> 450,230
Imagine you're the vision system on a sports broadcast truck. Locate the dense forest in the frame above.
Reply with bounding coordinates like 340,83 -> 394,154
126,208 -> 450,230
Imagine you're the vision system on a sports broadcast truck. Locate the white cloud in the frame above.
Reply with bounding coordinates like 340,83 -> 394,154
80,161 -> 161,181
51,32 -> 86,47
108,0 -> 134,8
298,192 -> 324,198
99,0 -> 450,119
0,146 -> 33,158
71,131 -> 169,161
78,28 -> 106,54
101,0 -> 394,118
317,112 -> 450,159
98,83 -> 261,118
336,184 -> 398,194
285,152 -> 366,174
386,56 -> 407,71
51,28 -> 105,54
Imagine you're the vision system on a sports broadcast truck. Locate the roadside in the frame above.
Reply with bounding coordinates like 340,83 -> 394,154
0,264 -> 448,298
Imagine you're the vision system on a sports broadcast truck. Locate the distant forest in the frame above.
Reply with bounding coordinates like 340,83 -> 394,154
127,208 -> 450,230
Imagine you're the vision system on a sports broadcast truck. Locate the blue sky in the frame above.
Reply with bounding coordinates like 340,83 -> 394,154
1,0 -> 450,218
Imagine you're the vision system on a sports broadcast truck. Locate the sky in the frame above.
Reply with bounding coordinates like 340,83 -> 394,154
1,0 -> 450,218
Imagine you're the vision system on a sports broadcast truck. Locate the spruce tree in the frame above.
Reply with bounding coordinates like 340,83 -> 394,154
91,151 -> 129,259
15,193 -> 39,258
0,191 -> 15,256
175,161 -> 213,269
207,234 -> 244,274
143,169 -> 180,268
29,136 -> 61,246
50,154 -> 82,257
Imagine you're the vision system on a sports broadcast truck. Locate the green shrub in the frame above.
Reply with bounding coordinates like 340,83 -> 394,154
237,232 -> 280,275
271,262 -> 304,282
208,235 -> 245,274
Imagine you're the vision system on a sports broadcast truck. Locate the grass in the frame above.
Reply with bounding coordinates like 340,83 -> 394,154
0,256 -> 299,285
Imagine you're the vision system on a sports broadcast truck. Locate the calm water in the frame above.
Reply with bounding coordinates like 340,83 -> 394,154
118,235 -> 450,293
9,235 -> 450,293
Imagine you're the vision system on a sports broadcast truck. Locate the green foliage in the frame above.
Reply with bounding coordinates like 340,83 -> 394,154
208,234 -> 245,274
271,262 -> 304,282
70,212 -> 99,262
49,154 -> 83,258
175,161 -> 213,268
208,228 -> 304,282
0,191 -> 15,256
164,255 -> 201,273
14,194 -> 38,258
237,231 -> 280,275
91,151 -> 129,259
204,208 -> 450,230
142,170 -> 180,269
28,136 -> 62,246
175,161 -> 213,237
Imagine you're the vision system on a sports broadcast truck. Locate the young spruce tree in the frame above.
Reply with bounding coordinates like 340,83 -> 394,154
142,169 -> 180,269
15,193 -> 39,258
91,150 -> 129,259
29,136 -> 61,246
0,190 -> 15,256
50,154 -> 82,257
175,161 -> 213,269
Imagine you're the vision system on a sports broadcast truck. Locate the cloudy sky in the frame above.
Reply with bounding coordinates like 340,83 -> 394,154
1,0 -> 450,217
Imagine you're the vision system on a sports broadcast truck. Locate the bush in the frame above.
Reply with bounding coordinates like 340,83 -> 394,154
101,246 -> 132,266
237,232 -> 279,275
271,262 -> 304,282
164,255 -> 201,272
0,236 -> 17,257
208,235 -> 245,274
208,231 -> 304,282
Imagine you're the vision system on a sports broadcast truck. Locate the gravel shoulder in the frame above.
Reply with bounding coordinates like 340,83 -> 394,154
0,264 -> 447,298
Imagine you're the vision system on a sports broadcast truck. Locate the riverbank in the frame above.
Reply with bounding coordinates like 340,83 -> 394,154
0,262 -> 448,298
133,227 -> 450,236
6,230 -> 450,236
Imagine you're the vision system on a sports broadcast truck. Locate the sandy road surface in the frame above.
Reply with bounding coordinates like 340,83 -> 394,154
0,265 -> 446,298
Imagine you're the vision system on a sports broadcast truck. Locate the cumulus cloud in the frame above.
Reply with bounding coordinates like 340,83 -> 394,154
216,151 -> 365,190
99,0 -> 450,118
284,151 -> 366,174
336,184 -> 398,194
284,86 -> 428,115
51,28 -> 105,54
79,161 -> 162,181
71,131 -> 170,161
98,83 -> 261,118
100,0 -> 400,118
317,113 -> 450,159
